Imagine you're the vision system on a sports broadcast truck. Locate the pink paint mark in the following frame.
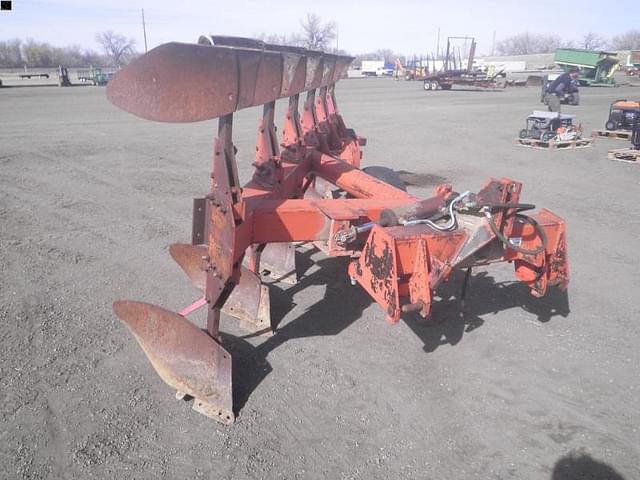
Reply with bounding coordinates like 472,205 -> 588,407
179,297 -> 207,317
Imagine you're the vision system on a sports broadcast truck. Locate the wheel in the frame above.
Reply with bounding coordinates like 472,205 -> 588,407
432,81 -> 440,90
423,81 -> 430,91
541,131 -> 554,142
519,129 -> 529,139
441,83 -> 452,90
605,120 -> 616,131
362,166 -> 407,191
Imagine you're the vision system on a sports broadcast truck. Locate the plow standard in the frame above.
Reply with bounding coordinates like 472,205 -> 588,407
107,36 -> 569,425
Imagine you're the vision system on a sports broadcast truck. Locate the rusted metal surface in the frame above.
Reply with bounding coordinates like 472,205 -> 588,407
225,268 -> 272,334
113,301 -> 233,424
408,239 -> 432,318
106,43 -> 238,122
259,243 -> 298,284
191,197 -> 208,245
107,41 -> 353,123
107,35 -> 569,424
169,243 -> 208,290
169,243 -> 271,333
349,226 -> 400,323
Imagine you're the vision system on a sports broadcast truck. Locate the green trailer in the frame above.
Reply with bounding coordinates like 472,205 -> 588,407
554,48 -> 619,86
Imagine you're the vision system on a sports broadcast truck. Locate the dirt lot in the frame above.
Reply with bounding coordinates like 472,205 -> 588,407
1,79 -> 639,479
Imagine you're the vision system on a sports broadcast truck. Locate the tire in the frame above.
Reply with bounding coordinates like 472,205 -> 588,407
519,129 -> 529,139
441,83 -> 452,90
423,81 -> 430,91
541,132 -> 554,142
362,166 -> 407,192
605,120 -> 617,131
432,81 -> 440,90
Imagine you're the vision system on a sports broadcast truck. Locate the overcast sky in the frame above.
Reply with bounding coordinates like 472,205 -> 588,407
1,0 -> 638,55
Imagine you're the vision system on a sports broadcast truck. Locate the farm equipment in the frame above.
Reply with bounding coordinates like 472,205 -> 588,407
607,116 -> 640,163
554,48 -> 619,87
422,37 -> 506,91
519,111 -> 582,142
77,67 -> 113,86
57,65 -> 71,87
605,100 -> 640,131
106,36 -> 569,425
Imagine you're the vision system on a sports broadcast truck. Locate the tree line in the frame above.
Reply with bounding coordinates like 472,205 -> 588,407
495,30 -> 640,55
356,30 -> 640,66
0,31 -> 136,68
2,19 -> 639,69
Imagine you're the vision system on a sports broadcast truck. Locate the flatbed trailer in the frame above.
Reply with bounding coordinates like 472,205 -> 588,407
422,36 -> 505,91
18,72 -> 50,79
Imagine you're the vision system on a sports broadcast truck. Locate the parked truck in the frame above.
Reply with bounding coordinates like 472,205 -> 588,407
627,50 -> 640,76
361,60 -> 392,77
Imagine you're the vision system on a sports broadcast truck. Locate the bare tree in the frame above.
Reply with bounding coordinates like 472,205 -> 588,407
95,31 -> 136,66
537,34 -> 563,53
21,39 -> 54,66
255,33 -> 300,47
299,13 -> 336,50
0,38 -> 107,67
496,32 -> 564,55
581,32 -> 607,50
0,39 -> 23,67
354,49 -> 401,66
611,30 -> 640,50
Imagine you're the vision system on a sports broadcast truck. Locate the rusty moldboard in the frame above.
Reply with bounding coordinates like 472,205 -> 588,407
170,243 -> 272,334
113,300 -> 234,424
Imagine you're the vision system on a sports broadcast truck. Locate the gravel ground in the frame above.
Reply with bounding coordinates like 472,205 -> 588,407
1,79 -> 639,479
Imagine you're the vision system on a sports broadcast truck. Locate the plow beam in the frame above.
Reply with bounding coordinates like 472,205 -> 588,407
311,151 -> 416,200
106,41 -> 353,123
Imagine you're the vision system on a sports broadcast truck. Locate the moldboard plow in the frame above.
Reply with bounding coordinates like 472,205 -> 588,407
107,36 -> 569,425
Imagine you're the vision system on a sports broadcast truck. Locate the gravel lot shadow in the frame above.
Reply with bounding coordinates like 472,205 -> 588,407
404,269 -> 570,352
226,251 -> 373,414
551,452 -> 625,480
226,250 -> 570,412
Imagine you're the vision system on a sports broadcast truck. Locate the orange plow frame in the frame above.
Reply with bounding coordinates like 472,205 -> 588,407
107,36 -> 569,424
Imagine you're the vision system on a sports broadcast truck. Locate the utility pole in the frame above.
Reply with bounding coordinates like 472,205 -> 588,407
491,30 -> 496,56
436,26 -> 440,60
336,24 -> 339,51
142,8 -> 148,53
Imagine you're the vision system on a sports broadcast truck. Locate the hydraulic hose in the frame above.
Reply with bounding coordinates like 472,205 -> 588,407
482,207 -> 548,256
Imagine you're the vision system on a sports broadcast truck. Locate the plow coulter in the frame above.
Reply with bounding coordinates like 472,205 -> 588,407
106,36 -> 569,425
